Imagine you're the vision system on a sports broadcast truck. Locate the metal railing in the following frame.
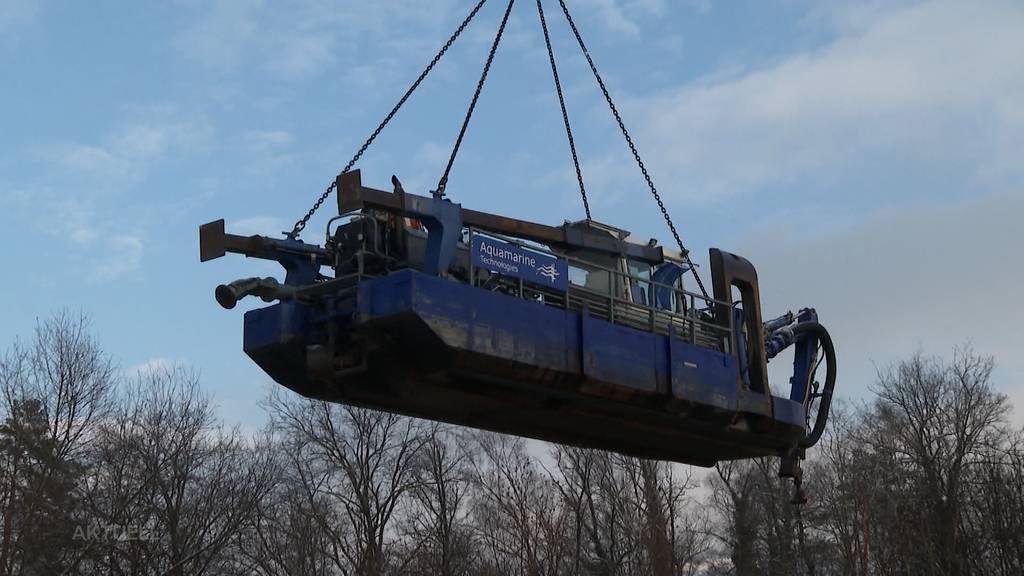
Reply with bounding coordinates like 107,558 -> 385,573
321,213 -> 734,353
465,227 -> 733,353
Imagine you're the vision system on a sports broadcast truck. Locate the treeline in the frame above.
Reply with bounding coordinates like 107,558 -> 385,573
710,351 -> 1024,575
0,312 -> 1021,575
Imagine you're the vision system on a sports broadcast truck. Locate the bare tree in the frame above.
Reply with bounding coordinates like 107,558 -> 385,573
806,404 -> 865,575
550,446 -> 635,576
238,432 -> 341,576
708,459 -> 760,576
659,463 -> 713,576
268,393 -> 423,576
400,424 -> 475,576
0,311 -> 116,575
7,311 -> 1024,576
3,312 -> 117,460
80,366 -> 275,576
636,458 -> 674,576
775,346 -> 1015,576
551,446 -> 709,576
469,432 -> 571,576
868,348 -> 1008,576
961,432 -> 1024,574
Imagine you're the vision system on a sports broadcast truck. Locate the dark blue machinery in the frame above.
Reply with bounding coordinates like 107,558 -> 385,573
200,171 -> 836,475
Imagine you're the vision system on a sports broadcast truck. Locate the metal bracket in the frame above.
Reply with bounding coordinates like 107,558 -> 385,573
199,219 -> 329,286
710,248 -> 769,396
337,171 -> 463,276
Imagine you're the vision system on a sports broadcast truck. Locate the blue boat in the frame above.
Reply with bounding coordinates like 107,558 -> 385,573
200,171 -> 835,473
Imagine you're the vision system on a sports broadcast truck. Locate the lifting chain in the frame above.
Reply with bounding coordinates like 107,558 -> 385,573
556,0 -> 710,301
291,0 -> 711,306
535,0 -> 590,219
435,0 -> 517,197
288,0 -> 490,239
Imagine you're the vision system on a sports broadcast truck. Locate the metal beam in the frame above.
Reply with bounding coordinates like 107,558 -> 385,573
336,170 -> 665,263
199,219 -> 330,264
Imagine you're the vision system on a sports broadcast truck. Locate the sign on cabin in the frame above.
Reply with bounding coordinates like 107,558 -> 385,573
471,235 -> 568,291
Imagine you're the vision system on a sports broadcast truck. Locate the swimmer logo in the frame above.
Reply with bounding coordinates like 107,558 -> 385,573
537,264 -> 560,284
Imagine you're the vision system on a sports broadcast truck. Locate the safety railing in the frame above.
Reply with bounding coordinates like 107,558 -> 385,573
465,227 -> 734,354
321,213 -> 734,353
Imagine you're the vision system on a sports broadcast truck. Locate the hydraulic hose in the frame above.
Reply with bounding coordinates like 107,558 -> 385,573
792,321 -> 836,449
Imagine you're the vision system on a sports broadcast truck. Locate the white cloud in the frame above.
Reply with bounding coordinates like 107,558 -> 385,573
111,123 -> 178,160
1,189 -> 147,282
231,215 -> 283,236
267,33 -> 336,77
568,0 -> 666,37
47,116 -> 214,185
55,198 -> 101,245
621,0 -> 1024,201
172,0 -> 464,79
2,190 -> 104,247
173,0 -> 261,71
240,130 -> 295,172
69,226 -> 98,244
242,130 -> 293,152
125,357 -> 176,378
89,234 -> 144,283
56,145 -> 130,181
413,140 -> 449,168
168,0 -> 667,88
10,109 -> 215,286
298,0 -> 461,36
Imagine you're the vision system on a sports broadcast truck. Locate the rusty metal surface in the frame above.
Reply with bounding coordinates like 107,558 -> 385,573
335,170 -> 664,263
198,219 -> 331,265
199,219 -> 227,262
710,248 -> 770,401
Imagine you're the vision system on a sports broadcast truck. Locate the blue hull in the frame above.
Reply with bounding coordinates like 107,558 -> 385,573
243,270 -> 805,465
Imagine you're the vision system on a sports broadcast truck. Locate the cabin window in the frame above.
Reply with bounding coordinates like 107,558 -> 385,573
626,259 -> 652,306
568,253 -> 619,297
663,280 -> 687,314
568,266 -> 593,289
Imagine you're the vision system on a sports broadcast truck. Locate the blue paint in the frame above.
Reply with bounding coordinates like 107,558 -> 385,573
369,270 -> 580,374
471,235 -> 568,291
789,308 -> 819,404
401,194 -> 463,276
772,396 -> 805,427
243,301 -> 313,353
669,338 -> 738,412
337,270 -> 799,423
582,310 -> 661,393
240,269 -> 805,430
652,262 -> 686,311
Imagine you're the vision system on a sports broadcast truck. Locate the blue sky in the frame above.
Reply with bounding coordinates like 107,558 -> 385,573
2,0 -> 1022,428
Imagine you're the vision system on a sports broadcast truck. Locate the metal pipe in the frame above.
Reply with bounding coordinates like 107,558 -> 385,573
214,277 -> 298,309
794,321 -> 837,449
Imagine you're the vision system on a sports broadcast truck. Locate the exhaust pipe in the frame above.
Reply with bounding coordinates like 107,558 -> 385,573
214,277 -> 296,309
216,278 -> 260,309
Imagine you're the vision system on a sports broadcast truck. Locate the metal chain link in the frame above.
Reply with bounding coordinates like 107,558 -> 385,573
288,0 -> 490,239
535,0 -> 590,220
556,0 -> 710,301
436,0 -> 517,197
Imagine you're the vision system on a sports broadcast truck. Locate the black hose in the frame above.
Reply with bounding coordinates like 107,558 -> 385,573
792,322 -> 836,449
